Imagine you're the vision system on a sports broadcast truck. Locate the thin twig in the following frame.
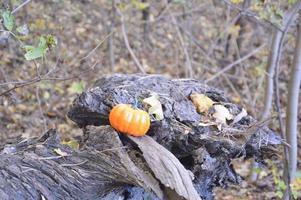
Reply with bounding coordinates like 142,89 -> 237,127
274,1 -> 301,137
116,8 -> 146,74
79,31 -> 115,61
205,44 -> 266,83
36,86 -> 47,132
12,0 -> 32,14
167,1 -> 193,78
0,61 -> 98,97
108,0 -> 116,71
221,0 -> 284,32
60,160 -> 88,167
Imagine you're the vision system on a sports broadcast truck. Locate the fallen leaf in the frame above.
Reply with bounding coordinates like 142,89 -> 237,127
68,81 -> 85,94
143,93 -> 164,120
199,122 -> 216,127
54,148 -> 68,156
231,96 -> 241,104
34,18 -> 46,30
46,111 -> 56,118
217,123 -> 222,131
231,0 -> 243,4
190,93 -> 214,113
229,25 -> 240,38
62,140 -> 79,150
232,108 -> 248,124
212,105 -> 233,124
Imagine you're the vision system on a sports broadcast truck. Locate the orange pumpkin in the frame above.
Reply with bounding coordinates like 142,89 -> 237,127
109,104 -> 151,136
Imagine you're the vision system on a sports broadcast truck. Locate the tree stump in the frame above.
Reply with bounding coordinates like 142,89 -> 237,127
0,74 -> 282,200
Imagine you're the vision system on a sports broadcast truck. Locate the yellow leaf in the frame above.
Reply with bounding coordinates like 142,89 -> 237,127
117,3 -> 128,11
131,0 -> 149,10
43,91 -> 50,100
231,96 -> 241,104
229,25 -> 240,38
143,93 -> 164,120
291,177 -> 301,191
231,0 -> 243,4
34,18 -> 46,30
61,140 -> 79,150
212,105 -> 233,124
190,93 -> 214,113
54,148 -> 68,156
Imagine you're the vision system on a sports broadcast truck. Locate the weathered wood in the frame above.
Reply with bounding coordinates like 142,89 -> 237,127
129,135 -> 201,200
0,74 -> 282,200
0,126 -> 164,200
67,74 -> 282,199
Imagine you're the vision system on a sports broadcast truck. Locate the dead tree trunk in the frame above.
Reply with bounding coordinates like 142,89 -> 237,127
0,74 -> 282,200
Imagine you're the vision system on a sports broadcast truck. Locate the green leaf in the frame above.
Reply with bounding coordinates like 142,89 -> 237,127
24,46 -> 46,60
172,0 -> 185,4
288,0 -> 297,5
45,35 -> 57,48
278,180 -> 287,191
68,81 -> 85,94
11,0 -> 22,7
38,36 -> 47,48
275,190 -> 283,198
292,190 -> 299,199
252,167 -> 261,174
2,10 -> 14,31
24,35 -> 57,60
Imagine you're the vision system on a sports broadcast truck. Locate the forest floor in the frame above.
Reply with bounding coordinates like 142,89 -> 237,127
0,0 -> 300,199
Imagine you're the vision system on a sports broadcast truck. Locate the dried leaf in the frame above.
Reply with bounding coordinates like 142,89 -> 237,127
131,0 -> 149,10
143,93 -> 164,120
190,93 -> 214,113
229,25 -> 240,38
62,140 -> 79,150
199,122 -> 216,127
231,0 -> 242,4
212,105 -> 233,124
216,123 -> 222,131
54,148 -> 68,156
232,108 -> 248,124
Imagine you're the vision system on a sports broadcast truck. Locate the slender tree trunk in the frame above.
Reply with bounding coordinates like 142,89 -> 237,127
236,0 -> 251,55
250,2 -> 301,185
249,29 -> 282,182
141,0 -> 150,44
261,30 -> 283,120
108,0 -> 116,71
283,10 -> 301,200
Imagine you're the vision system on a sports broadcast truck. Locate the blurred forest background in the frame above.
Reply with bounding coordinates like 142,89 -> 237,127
0,0 -> 301,199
